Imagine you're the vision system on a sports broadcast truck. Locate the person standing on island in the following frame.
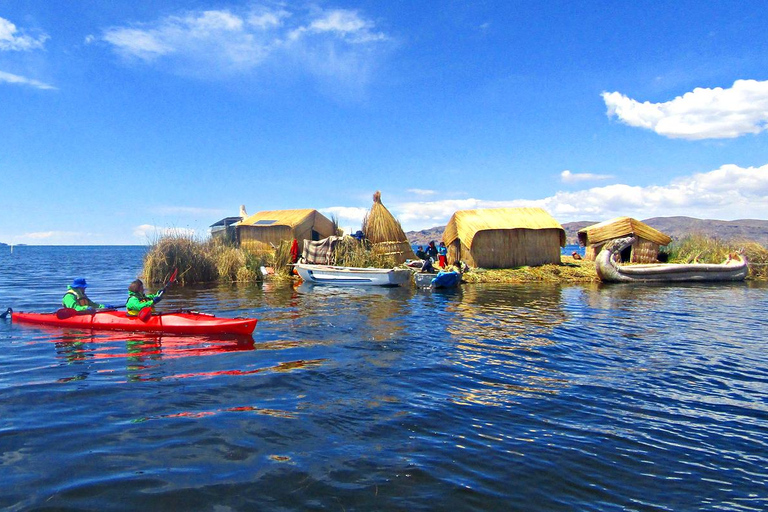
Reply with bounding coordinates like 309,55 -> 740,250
125,279 -> 164,317
62,278 -> 106,311
437,241 -> 448,268
416,245 -> 428,260
426,241 -> 438,261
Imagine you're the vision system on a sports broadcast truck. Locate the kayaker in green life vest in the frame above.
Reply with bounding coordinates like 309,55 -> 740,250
62,278 -> 106,311
126,279 -> 164,316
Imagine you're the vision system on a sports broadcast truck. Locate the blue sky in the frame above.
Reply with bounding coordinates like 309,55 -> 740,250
2,1 -> 768,245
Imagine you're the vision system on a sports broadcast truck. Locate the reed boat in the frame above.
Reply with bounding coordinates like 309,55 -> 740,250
595,236 -> 748,283
295,263 -> 411,286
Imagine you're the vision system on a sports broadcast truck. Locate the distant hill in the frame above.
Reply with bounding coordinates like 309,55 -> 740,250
407,217 -> 768,247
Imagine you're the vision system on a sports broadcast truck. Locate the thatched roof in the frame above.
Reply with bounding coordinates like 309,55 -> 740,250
577,217 -> 671,246
362,192 -> 409,244
238,209 -> 334,232
443,207 -> 566,248
362,191 -> 415,262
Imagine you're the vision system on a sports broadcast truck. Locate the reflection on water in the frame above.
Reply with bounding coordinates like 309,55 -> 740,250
1,247 -> 767,511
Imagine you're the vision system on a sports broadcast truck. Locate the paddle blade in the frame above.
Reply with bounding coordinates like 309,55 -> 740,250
0,307 -> 10,320
56,308 -> 79,319
168,268 -> 178,285
138,307 -> 153,322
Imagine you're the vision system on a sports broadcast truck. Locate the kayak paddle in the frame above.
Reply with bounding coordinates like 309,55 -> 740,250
138,268 -> 178,322
0,307 -> 10,319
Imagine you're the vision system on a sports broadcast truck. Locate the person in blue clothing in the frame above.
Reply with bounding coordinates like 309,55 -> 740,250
437,241 -> 448,268
62,278 -> 106,311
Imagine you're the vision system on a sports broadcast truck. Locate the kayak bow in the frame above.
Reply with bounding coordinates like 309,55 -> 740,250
11,309 -> 257,336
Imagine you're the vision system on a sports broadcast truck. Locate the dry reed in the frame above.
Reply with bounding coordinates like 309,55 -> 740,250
667,235 -> 768,279
362,191 -> 415,263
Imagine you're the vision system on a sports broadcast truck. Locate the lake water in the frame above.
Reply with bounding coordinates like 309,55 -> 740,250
1,246 -> 766,511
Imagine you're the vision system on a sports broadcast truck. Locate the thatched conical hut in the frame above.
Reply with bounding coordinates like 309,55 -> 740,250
362,191 -> 416,264
443,207 -> 565,268
578,217 -> 671,262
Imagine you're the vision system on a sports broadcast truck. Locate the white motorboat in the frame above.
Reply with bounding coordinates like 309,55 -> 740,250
295,263 -> 411,286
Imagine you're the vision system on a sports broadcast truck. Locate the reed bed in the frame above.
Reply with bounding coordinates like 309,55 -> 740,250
332,237 -> 396,268
667,235 -> 768,279
143,234 -> 276,284
460,256 -> 598,283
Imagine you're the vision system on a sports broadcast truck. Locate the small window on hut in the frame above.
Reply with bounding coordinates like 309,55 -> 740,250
255,220 -> 277,225
311,229 -> 320,241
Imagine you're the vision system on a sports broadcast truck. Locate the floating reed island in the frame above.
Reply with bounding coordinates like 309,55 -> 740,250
142,199 -> 768,285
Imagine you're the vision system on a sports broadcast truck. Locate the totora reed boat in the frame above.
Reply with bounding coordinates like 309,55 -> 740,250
595,236 -> 748,283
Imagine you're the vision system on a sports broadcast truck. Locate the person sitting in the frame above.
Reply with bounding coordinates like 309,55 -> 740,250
62,278 -> 105,311
126,279 -> 163,317
415,245 -> 428,260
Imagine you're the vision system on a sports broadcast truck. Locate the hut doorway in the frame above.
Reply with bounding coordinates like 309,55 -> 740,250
620,245 -> 632,262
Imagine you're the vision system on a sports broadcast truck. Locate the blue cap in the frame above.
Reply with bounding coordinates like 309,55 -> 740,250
71,278 -> 88,289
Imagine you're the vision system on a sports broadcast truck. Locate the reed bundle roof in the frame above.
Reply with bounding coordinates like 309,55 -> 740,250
238,209 -> 334,231
443,207 -> 566,249
362,191 -> 415,262
577,217 -> 671,246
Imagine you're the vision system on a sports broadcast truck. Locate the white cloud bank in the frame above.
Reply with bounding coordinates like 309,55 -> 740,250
99,5 -> 389,87
602,79 -> 768,140
0,17 -> 54,90
0,17 -> 48,51
0,70 -> 56,90
362,163 -> 768,231
560,170 -> 613,183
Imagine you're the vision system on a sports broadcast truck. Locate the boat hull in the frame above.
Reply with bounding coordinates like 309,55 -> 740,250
413,270 -> 461,288
596,236 -> 748,283
11,310 -> 257,336
296,263 -> 410,286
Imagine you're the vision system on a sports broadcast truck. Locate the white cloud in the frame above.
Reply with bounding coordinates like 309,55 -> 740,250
603,79 -> 768,140
0,70 -> 56,90
377,163 -> 768,230
0,17 -> 48,51
560,170 -> 613,183
100,5 -> 389,86
133,224 -> 197,240
407,188 -> 437,196
320,206 -> 368,229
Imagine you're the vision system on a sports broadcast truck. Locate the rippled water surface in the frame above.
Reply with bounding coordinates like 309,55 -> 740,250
1,246 -> 767,511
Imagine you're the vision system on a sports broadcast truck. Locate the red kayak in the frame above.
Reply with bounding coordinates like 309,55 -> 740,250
11,309 -> 257,336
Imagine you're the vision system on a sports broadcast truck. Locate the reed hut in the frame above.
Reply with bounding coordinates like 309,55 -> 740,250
209,216 -> 242,244
578,216 -> 672,262
362,191 -> 416,264
443,207 -> 565,268
237,209 -> 336,253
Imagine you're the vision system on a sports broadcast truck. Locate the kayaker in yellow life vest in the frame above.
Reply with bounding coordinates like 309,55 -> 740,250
126,279 -> 163,316
62,278 -> 105,311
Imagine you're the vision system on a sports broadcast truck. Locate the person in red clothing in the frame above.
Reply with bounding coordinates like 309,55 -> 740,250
437,241 -> 448,268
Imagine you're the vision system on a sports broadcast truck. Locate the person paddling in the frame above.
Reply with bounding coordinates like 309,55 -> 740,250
62,278 -> 106,311
125,279 -> 164,317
